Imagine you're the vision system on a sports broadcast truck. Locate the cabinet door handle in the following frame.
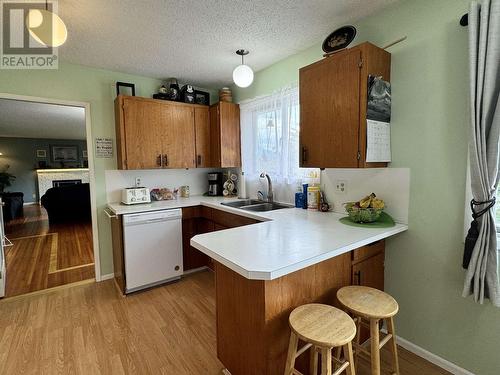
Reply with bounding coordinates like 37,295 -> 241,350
164,154 -> 168,167
157,154 -> 162,167
354,270 -> 361,285
197,155 -> 202,166
301,147 -> 308,163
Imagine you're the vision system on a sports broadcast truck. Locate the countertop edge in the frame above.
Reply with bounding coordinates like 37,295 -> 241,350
191,224 -> 408,281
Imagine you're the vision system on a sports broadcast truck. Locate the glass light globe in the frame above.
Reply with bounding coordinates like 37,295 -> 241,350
233,64 -> 254,88
27,9 -> 68,47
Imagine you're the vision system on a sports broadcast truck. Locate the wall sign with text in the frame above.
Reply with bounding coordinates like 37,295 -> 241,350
95,138 -> 113,158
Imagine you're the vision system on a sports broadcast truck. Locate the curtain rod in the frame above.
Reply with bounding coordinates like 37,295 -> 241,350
460,13 -> 468,26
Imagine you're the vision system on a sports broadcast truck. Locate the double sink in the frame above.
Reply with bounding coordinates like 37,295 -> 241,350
221,199 -> 292,212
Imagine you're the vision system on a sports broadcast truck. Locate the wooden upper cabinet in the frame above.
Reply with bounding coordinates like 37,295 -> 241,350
117,96 -> 165,170
210,102 -> 241,168
164,105 -> 196,168
115,96 -> 199,170
194,106 -> 211,168
299,42 -> 391,168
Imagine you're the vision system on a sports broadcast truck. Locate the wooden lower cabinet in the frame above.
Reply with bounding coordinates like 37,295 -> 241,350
110,215 -> 125,293
182,217 -> 210,271
215,253 -> 352,375
213,236 -> 385,375
352,249 -> 385,290
181,207 -> 259,272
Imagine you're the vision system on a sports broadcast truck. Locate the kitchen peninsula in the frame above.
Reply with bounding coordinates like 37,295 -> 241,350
190,199 -> 406,375
107,196 -> 407,375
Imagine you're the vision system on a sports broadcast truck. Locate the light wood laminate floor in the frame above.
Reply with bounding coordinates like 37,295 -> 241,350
0,271 -> 451,375
4,205 -> 95,297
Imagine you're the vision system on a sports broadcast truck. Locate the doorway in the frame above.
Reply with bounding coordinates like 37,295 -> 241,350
0,94 -> 100,298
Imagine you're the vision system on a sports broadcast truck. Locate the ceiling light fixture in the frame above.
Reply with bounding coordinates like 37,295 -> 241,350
27,0 -> 67,47
233,49 -> 254,88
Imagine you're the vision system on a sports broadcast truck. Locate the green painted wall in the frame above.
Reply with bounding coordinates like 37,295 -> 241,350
0,63 -> 216,278
233,0 -> 499,374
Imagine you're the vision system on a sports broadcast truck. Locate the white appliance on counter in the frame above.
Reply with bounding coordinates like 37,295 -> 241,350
122,209 -> 183,293
121,187 -> 151,205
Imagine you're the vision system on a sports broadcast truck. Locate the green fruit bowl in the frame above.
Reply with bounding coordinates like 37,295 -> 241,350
344,203 -> 384,223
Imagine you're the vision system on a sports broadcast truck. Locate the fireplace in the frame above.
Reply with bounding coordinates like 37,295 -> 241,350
52,179 -> 82,188
37,169 -> 90,202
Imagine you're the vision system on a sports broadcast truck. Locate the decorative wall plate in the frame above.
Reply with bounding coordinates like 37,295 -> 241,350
322,26 -> 356,53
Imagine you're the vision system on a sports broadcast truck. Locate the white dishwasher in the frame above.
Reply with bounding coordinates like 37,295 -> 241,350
123,209 -> 183,293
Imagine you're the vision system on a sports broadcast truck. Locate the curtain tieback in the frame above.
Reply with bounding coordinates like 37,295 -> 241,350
463,197 -> 496,269
470,197 -> 496,219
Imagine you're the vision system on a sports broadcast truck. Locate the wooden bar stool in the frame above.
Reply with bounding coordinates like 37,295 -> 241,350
284,303 -> 357,375
337,286 -> 400,375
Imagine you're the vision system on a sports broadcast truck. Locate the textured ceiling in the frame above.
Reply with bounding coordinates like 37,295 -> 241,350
58,0 -> 397,88
0,99 -> 86,140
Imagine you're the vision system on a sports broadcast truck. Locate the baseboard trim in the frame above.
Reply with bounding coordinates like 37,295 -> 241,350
183,266 -> 209,276
394,334 -> 475,375
99,273 -> 115,281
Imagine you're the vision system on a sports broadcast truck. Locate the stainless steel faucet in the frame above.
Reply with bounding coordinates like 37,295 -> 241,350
259,172 -> 273,203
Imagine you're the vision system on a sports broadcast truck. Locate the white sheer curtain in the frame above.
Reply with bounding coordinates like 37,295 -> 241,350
240,85 -> 319,203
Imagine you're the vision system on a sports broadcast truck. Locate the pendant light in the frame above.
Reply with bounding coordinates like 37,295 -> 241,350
233,49 -> 254,88
27,0 -> 68,47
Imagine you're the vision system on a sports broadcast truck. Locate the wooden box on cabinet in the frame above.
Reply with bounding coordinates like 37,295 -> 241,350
209,102 -> 241,167
299,42 -> 391,168
115,95 -> 203,170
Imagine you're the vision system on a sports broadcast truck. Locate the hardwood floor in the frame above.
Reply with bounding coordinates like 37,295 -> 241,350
0,271 -> 450,375
4,205 -> 95,297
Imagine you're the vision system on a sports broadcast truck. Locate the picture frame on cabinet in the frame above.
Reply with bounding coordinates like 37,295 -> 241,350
116,82 -> 136,97
194,90 -> 210,105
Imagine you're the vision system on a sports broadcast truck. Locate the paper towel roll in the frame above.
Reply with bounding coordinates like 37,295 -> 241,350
238,171 -> 249,199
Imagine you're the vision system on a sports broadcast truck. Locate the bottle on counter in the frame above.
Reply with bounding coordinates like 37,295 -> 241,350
302,183 -> 308,209
307,185 -> 320,210
295,181 -> 305,208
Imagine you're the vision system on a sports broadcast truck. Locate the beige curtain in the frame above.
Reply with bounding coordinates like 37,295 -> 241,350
463,0 -> 500,306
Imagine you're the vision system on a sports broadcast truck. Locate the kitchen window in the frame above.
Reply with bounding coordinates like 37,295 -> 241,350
240,85 -> 318,202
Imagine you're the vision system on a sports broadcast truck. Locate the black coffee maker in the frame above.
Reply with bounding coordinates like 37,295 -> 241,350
208,172 -> 223,196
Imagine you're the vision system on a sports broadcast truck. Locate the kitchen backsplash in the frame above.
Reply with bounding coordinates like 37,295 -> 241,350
105,168 -> 226,203
320,168 -> 410,224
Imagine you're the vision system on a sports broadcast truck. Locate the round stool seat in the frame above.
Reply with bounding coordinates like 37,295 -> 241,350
337,286 -> 399,319
289,303 -> 356,348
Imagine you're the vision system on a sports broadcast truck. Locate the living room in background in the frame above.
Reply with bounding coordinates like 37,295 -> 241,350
0,94 -> 100,298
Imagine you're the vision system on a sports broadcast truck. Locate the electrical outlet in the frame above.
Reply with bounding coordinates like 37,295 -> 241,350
335,179 -> 348,194
135,177 -> 142,187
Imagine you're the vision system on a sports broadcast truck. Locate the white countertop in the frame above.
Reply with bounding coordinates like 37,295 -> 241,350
107,196 -> 408,281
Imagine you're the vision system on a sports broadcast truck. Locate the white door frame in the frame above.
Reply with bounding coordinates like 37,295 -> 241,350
0,92 -> 102,281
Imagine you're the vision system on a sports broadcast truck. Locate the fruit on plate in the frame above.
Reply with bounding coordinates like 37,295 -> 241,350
343,193 -> 386,223
349,193 -> 385,210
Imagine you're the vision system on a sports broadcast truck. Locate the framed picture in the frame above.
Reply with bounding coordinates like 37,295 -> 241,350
51,145 -> 79,162
36,149 -> 47,158
194,90 -> 210,105
82,150 -> 88,158
116,82 -> 136,96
